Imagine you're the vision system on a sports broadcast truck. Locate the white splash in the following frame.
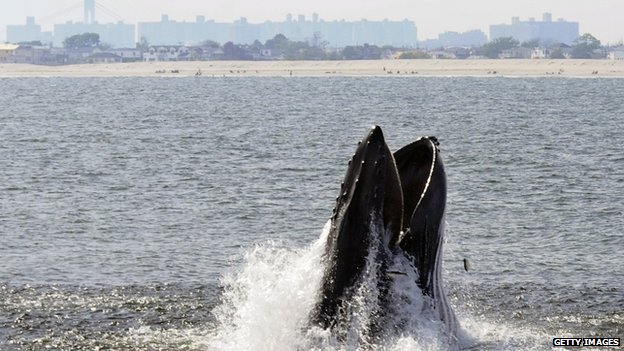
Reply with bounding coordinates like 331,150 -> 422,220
202,218 -> 471,351
205,221 -> 329,351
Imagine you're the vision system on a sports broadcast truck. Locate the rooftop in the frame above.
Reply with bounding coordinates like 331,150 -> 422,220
0,44 -> 20,50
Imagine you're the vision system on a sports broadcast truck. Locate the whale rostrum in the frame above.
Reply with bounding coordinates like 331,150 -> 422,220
311,125 -> 458,339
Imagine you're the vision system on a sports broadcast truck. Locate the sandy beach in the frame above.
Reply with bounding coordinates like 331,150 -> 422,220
1,59 -> 624,78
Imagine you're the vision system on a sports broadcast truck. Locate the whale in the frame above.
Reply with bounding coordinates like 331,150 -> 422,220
311,125 -> 458,339
393,135 -> 458,336
311,125 -> 403,331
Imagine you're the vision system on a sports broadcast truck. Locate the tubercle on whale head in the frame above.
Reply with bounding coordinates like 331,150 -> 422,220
328,126 -> 404,256
315,125 -> 404,328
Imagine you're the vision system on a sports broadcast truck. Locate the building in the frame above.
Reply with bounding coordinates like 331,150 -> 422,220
143,45 -> 191,61
500,47 -> 533,59
86,52 -> 122,63
0,44 -> 19,62
4,44 -> 47,64
7,1 -> 133,49
6,17 -> 53,45
490,13 -> 579,45
54,21 -> 135,48
138,14 -> 418,48
608,47 -> 624,60
104,48 -> 142,62
420,30 -> 487,49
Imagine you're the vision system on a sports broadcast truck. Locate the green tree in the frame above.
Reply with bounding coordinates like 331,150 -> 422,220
98,42 -> 112,50
201,39 -> 220,48
571,33 -> 601,58
222,41 -> 249,60
481,37 -> 519,58
341,44 -> 383,60
549,48 -> 566,59
309,31 -> 328,49
251,39 -> 263,49
398,51 -> 431,59
521,39 -> 540,49
264,34 -> 289,50
63,32 -> 100,49
136,37 -> 149,50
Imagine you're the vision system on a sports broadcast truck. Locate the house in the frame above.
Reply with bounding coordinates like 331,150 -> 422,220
44,48 -> 70,65
65,47 -> 96,64
4,45 -> 48,64
445,47 -> 472,59
0,44 -> 19,62
500,47 -> 532,59
198,47 -> 222,60
143,46 -> 190,61
428,50 -> 456,59
531,48 -> 549,59
86,52 -> 122,63
547,43 -> 573,59
104,48 -> 143,62
251,48 -> 284,60
608,47 -> 624,60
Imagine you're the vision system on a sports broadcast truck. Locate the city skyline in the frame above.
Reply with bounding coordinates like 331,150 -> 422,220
1,0 -> 623,44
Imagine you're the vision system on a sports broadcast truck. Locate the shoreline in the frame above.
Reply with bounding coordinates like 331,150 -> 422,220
1,59 -> 624,78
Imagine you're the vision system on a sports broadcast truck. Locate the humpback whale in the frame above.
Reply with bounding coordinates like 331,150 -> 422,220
311,125 -> 458,339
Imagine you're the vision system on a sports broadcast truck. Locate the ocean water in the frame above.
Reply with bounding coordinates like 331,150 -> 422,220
0,76 -> 622,350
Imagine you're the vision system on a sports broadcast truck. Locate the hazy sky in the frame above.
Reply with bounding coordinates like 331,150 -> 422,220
1,0 -> 623,44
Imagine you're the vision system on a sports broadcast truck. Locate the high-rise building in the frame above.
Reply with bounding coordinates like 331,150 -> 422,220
137,14 -> 418,48
490,13 -> 579,45
52,0 -> 134,48
6,17 -> 53,45
421,30 -> 487,49
54,21 -> 135,48
84,0 -> 96,24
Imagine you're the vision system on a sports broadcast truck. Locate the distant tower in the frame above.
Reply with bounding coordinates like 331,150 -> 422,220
84,0 -> 95,24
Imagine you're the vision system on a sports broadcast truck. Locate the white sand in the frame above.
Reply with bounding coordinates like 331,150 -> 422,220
1,59 -> 623,78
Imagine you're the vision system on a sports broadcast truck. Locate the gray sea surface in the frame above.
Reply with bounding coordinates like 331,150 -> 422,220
0,76 -> 622,350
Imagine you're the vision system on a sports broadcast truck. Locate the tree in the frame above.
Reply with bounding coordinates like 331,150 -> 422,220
264,34 -> 289,50
521,39 -> 540,49
399,51 -> 431,59
571,33 -> 601,58
309,31 -> 328,49
341,44 -> 383,60
98,42 -> 112,50
201,39 -> 220,48
251,39 -> 263,49
222,41 -> 249,60
550,48 -> 566,59
136,37 -> 149,50
481,37 -> 519,58
63,32 -> 100,49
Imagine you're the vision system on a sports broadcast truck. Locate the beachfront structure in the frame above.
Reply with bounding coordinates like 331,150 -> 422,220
0,44 -> 20,62
6,17 -> 54,45
609,47 -> 624,60
490,13 -> 579,45
138,14 -> 418,48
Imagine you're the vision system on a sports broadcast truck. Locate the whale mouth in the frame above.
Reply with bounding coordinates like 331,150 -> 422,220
313,125 -> 457,340
393,136 -> 440,246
